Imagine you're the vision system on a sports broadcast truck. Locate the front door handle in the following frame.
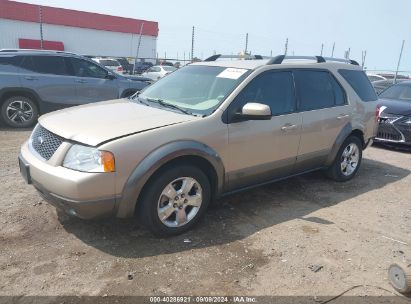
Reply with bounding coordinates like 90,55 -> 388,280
281,124 -> 297,131
24,76 -> 38,81
75,79 -> 87,83
337,114 -> 350,120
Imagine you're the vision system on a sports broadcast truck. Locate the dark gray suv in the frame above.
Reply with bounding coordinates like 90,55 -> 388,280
0,50 -> 150,128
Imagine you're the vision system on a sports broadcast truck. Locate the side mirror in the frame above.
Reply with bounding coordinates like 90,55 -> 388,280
235,102 -> 271,121
105,73 -> 116,80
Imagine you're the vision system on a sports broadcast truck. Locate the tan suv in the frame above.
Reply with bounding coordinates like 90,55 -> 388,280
19,55 -> 380,236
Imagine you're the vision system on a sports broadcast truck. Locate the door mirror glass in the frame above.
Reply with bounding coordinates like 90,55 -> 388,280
238,102 -> 271,121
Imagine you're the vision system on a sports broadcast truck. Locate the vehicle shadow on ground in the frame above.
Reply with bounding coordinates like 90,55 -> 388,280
59,158 -> 410,258
372,142 -> 411,154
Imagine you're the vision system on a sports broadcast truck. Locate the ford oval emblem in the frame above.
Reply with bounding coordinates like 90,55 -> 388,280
37,136 -> 44,145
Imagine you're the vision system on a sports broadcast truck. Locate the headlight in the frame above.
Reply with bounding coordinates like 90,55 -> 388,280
63,144 -> 115,173
403,117 -> 411,124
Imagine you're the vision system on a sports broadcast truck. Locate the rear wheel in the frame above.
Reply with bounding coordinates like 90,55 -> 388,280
326,135 -> 362,182
1,96 -> 38,128
138,165 -> 211,237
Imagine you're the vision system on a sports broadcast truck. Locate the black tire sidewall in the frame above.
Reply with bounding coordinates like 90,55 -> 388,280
139,165 -> 211,237
1,96 -> 38,128
331,136 -> 363,181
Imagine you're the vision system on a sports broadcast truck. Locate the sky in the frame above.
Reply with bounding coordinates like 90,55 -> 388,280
14,0 -> 411,72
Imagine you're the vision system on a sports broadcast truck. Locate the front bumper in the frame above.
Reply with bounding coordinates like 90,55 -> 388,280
19,141 -> 118,219
375,119 -> 411,146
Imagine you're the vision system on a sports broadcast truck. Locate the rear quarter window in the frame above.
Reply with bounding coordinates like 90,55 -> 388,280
339,69 -> 378,102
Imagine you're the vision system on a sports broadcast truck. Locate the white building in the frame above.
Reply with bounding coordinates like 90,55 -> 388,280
0,0 -> 158,60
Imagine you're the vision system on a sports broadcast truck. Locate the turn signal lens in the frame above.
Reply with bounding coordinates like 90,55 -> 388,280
101,151 -> 115,172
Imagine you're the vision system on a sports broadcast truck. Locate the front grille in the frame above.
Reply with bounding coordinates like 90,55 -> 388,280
376,122 -> 403,142
30,125 -> 63,160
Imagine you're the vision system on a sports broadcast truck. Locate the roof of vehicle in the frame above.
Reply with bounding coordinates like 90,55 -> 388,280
193,55 -> 363,71
0,49 -> 77,56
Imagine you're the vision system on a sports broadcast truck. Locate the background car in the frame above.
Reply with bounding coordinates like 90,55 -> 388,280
92,57 -> 124,74
141,65 -> 177,81
0,50 -> 150,128
372,79 -> 407,95
133,61 -> 153,74
367,73 -> 387,82
116,57 -> 134,74
375,81 -> 411,146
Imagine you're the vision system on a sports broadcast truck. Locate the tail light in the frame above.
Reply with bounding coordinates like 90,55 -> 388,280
375,105 -> 381,122
117,66 -> 123,73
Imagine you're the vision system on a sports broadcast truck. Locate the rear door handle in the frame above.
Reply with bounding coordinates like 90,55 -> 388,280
24,76 -> 38,81
75,79 -> 87,83
337,114 -> 350,120
281,124 -> 297,131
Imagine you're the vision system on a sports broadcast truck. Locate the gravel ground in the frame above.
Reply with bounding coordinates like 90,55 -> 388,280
0,128 -> 410,298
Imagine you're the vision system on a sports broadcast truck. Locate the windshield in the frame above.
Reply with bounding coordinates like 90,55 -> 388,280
380,83 -> 411,101
137,65 -> 250,115
163,66 -> 177,72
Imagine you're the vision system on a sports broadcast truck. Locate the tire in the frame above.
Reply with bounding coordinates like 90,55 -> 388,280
1,96 -> 38,128
388,263 -> 411,294
138,165 -> 211,237
326,135 -> 363,182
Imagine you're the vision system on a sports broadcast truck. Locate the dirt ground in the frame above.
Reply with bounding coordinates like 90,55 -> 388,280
0,127 -> 410,298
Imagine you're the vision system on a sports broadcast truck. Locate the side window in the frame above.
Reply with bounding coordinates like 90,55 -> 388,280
338,69 -> 378,102
0,56 -> 22,72
232,71 -> 296,116
330,75 -> 346,106
294,70 -> 336,111
21,56 -> 69,75
70,58 -> 108,78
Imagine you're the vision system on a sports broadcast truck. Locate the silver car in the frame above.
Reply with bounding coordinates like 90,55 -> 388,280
19,55 -> 379,236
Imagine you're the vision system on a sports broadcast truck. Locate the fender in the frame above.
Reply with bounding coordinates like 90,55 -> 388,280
116,140 -> 225,218
325,123 -> 353,166
0,87 -> 42,107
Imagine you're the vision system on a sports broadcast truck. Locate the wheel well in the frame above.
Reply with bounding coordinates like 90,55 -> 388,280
350,129 -> 365,148
121,89 -> 137,98
0,90 -> 39,111
136,155 -> 219,211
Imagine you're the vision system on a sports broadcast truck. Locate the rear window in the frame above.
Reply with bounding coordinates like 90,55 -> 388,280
339,69 -> 378,102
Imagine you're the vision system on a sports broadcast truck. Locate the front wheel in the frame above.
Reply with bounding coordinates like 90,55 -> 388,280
326,136 -> 363,182
138,165 -> 211,237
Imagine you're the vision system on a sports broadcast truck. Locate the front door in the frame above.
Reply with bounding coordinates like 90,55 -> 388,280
69,57 -> 118,104
226,70 -> 302,191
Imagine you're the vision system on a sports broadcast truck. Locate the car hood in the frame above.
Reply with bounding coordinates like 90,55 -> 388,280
38,99 -> 198,146
379,98 -> 411,116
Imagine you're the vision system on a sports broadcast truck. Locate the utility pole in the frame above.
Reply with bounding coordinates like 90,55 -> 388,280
284,38 -> 288,56
245,33 -> 249,54
320,43 -> 324,56
133,22 -> 144,74
191,26 -> 195,61
361,50 -> 367,68
39,6 -> 44,49
331,42 -> 335,57
394,40 -> 405,84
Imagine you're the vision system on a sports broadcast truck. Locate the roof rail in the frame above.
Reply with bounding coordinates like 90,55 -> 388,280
0,49 -> 76,55
204,54 -> 265,62
267,55 -> 359,66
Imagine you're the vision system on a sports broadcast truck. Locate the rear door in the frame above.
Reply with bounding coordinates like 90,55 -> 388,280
68,57 -> 119,103
293,69 -> 352,172
19,55 -> 78,112
227,70 -> 302,190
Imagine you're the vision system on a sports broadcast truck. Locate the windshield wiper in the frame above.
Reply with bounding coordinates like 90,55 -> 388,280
145,98 -> 194,116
